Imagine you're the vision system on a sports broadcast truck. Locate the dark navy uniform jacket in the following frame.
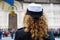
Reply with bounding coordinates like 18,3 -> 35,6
14,28 -> 55,40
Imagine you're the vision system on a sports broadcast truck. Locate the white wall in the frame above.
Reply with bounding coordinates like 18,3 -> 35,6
0,10 -> 9,29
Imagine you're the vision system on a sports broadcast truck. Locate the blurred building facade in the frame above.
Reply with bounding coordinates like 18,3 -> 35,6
0,0 -> 60,30
14,0 -> 60,29
21,0 -> 60,4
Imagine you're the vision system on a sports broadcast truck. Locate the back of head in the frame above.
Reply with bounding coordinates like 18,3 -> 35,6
23,3 -> 48,40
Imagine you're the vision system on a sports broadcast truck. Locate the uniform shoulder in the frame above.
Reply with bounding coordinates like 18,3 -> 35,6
16,27 -> 27,35
18,27 -> 24,30
15,27 -> 28,38
16,27 -> 24,32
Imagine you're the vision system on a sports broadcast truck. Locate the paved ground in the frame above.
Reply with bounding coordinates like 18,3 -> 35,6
2,37 -> 14,40
55,37 -> 60,40
0,37 -> 60,40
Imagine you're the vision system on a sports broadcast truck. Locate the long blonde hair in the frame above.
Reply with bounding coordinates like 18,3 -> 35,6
23,13 -> 49,40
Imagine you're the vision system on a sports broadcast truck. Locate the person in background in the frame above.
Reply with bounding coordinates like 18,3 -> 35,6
0,29 -> 2,40
14,3 -> 55,40
10,29 -> 15,39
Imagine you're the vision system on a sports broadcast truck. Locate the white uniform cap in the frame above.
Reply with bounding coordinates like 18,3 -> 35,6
27,3 -> 43,12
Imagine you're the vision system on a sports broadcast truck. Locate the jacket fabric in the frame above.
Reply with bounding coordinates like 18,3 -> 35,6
14,28 -> 55,40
